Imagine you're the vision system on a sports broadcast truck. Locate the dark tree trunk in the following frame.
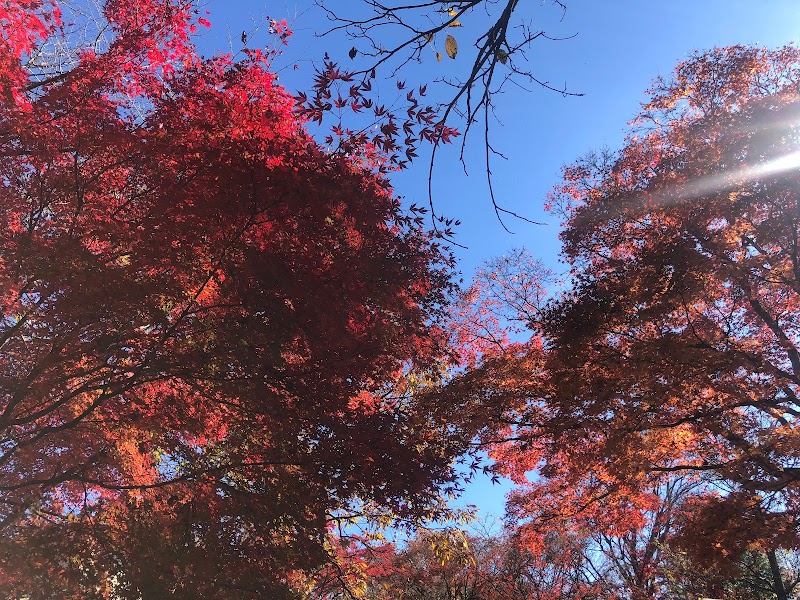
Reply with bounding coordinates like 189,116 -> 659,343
768,549 -> 788,600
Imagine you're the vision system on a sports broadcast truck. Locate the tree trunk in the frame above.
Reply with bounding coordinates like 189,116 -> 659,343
768,549 -> 788,600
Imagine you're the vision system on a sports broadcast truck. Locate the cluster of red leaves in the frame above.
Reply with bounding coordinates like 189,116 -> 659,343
0,1 -> 471,597
447,248 -> 552,368
295,60 -> 460,175
672,492 -> 798,571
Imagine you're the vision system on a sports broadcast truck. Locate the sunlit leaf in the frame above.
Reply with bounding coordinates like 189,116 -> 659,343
445,34 -> 457,59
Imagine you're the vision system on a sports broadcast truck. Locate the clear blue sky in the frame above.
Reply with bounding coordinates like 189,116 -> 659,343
195,1 -> 800,521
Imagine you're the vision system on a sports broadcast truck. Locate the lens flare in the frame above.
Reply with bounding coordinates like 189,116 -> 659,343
658,148 -> 800,206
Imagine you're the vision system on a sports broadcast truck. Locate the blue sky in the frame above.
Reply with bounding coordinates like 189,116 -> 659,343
195,1 -> 800,521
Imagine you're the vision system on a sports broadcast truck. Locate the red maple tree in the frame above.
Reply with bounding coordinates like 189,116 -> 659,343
435,46 -> 800,589
0,1 -> 469,596
540,45 -> 800,558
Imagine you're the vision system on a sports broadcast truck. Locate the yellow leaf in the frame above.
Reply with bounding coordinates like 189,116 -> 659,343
445,34 -> 457,59
436,51 -> 442,61
448,8 -> 457,16
448,20 -> 462,27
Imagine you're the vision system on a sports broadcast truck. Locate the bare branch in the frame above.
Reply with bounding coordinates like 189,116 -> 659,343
315,0 -> 583,229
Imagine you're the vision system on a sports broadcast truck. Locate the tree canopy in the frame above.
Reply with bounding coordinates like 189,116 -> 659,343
0,1 -> 475,596
433,46 -> 800,590
5,1 -> 800,598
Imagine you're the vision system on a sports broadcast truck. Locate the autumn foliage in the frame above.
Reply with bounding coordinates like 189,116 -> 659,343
428,45 -> 800,593
541,44 -> 800,553
7,0 -> 800,596
0,1 -> 473,596
305,39 -> 800,600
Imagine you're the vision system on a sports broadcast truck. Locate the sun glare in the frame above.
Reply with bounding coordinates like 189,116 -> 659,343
659,147 -> 800,207
754,150 -> 800,176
